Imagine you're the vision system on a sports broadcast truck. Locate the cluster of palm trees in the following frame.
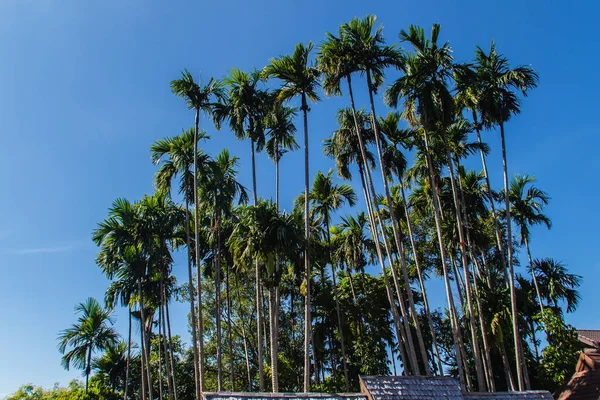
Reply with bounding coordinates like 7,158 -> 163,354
56,15 -> 584,399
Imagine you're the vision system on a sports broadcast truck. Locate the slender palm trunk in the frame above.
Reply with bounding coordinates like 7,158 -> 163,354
158,301 -> 165,400
160,277 -> 174,400
165,290 -> 178,400
525,239 -> 544,314
86,346 -> 92,393
500,123 -> 526,390
400,183 -> 444,375
275,153 -> 280,207
500,339 -> 516,391
124,307 -> 132,400
227,264 -> 235,391
250,135 -> 265,392
140,317 -> 147,400
357,159 -> 410,373
421,129 -> 467,389
441,136 -> 486,390
366,70 -> 429,375
138,278 -> 154,399
185,199 -> 201,399
473,112 -> 509,283
269,286 -> 279,392
215,214 -> 223,391
346,75 -> 414,373
470,256 -> 496,391
301,93 -> 312,393
193,109 -> 205,393
363,181 -> 412,374
455,163 -> 495,390
326,223 -> 350,391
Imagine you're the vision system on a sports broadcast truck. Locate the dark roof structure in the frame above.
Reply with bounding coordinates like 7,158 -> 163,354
557,348 -> 600,399
360,376 -> 463,400
577,330 -> 600,349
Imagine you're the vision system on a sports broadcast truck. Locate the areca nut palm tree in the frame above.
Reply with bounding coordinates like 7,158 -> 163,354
263,41 -> 321,392
171,70 -> 224,396
58,297 -> 119,393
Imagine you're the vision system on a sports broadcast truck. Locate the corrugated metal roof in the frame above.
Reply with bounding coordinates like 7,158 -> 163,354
360,376 -> 464,400
577,330 -> 600,348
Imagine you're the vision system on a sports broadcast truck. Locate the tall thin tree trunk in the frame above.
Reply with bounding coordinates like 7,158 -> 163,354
500,122 -> 527,390
327,224 -> 350,392
473,112 -> 509,284
86,346 -> 91,393
138,278 -> 153,399
250,136 -> 265,392
160,277 -> 173,400
441,135 -> 486,390
455,162 -> 495,390
346,75 -> 414,374
301,93 -> 312,393
193,108 -> 205,394
226,263 -> 235,391
525,239 -> 544,314
500,339 -> 516,391
421,129 -> 467,389
165,291 -> 178,400
185,199 -> 201,399
269,287 -> 279,392
471,256 -> 496,391
366,70 -> 429,375
140,314 -> 147,400
158,299 -> 164,400
216,214 -> 223,391
400,183 -> 444,375
124,306 -> 132,400
357,160 -> 410,373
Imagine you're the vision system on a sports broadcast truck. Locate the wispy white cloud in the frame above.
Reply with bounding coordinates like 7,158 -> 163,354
12,245 -> 74,255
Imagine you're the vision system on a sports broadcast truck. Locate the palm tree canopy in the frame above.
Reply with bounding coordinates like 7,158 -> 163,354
263,103 -> 299,162
342,15 -> 401,91
57,297 -> 119,374
150,127 -> 210,202
471,41 -> 539,128
262,42 -> 321,107
385,24 -> 455,130
502,174 -> 551,245
170,70 -> 225,118
532,258 -> 581,313
323,107 -> 376,180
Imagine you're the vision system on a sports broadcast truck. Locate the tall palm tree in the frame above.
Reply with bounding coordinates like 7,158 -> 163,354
319,25 -> 420,375
94,198 -> 155,399
58,297 -> 119,393
200,149 -> 248,391
263,42 -> 321,392
308,169 -> 356,390
263,103 -> 299,208
472,42 -> 539,390
171,70 -> 224,396
229,200 -> 302,392
532,258 -> 581,313
505,174 -> 551,313
218,68 -> 271,390
385,24 -> 474,388
150,128 -> 210,398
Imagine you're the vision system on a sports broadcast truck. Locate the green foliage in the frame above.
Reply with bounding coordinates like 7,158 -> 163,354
536,309 -> 582,393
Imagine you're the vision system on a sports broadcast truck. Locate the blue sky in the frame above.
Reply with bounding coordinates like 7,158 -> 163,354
0,0 -> 598,396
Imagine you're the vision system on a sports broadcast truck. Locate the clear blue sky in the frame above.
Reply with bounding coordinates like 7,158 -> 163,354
0,0 -> 598,396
